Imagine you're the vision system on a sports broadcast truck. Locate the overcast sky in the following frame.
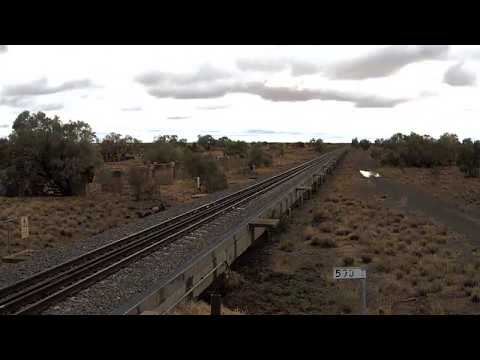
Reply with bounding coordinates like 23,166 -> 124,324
0,45 -> 479,142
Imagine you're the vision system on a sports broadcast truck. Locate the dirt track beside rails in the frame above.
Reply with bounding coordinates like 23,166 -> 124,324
222,149 -> 480,315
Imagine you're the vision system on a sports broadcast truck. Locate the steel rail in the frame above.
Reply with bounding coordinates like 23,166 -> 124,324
0,151 -> 333,301
0,149 -> 344,315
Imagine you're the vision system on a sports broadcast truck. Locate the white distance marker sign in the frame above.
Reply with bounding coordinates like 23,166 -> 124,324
333,267 -> 366,280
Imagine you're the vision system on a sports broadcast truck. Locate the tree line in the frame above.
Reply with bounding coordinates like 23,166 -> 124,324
351,133 -> 480,177
3,111 -> 316,197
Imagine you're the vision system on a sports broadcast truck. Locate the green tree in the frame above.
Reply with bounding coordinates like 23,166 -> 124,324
312,138 -> 324,153
197,134 -> 217,150
4,111 -> 101,196
351,138 -> 359,148
457,139 -> 480,177
359,139 -> 371,151
100,132 -> 140,162
248,144 -> 273,167
145,135 -> 186,164
183,153 -> 227,192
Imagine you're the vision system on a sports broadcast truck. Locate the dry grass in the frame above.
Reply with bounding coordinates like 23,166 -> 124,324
378,165 -> 480,214
170,301 -> 244,315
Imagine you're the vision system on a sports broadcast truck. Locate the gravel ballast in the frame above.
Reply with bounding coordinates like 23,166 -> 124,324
0,152 -> 342,314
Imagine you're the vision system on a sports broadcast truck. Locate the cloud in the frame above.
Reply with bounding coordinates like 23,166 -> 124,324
443,62 -> 476,86
236,58 -> 288,73
246,129 -> 302,135
135,64 -> 232,87
197,104 -> 230,110
233,82 -> 409,108
0,45 -> 7,53
325,45 -> 450,80
38,103 -> 64,111
167,116 -> 191,120
0,124 -> 9,128
137,65 -> 410,108
148,85 -> 233,99
121,106 -> 142,111
236,57 -> 320,76
0,96 -> 34,108
2,77 -> 97,96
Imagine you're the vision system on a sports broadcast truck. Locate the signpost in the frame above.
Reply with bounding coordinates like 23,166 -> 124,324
333,267 -> 367,314
1,218 -> 15,255
20,216 -> 29,240
196,177 -> 201,192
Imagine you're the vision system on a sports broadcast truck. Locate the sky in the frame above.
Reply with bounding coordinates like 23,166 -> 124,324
0,45 -> 479,143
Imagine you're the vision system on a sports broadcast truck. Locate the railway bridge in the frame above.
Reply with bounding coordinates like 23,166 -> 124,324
0,148 -> 348,315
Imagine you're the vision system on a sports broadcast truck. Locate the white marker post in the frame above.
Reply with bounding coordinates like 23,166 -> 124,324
333,267 -> 367,315
196,177 -> 201,192
21,216 -> 29,240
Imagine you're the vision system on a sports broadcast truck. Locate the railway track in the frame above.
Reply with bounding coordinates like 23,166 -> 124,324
0,148 -> 346,315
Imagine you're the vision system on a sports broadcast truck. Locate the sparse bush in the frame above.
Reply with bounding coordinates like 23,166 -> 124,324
248,144 -> 273,168
372,132 -> 467,169
335,228 -> 351,236
100,133 -> 141,162
224,139 -> 249,158
342,256 -> 354,266
359,139 -> 371,151
370,147 -> 382,160
127,166 -> 150,201
376,259 -> 391,273
351,138 -> 359,148
144,140 -> 184,164
196,134 -> 217,150
361,255 -> 372,264
311,236 -> 336,248
318,222 -> 334,233
96,168 -> 114,188
470,288 -> 480,303
183,153 -> 228,193
310,138 -> 324,153
312,209 -> 328,224
279,239 -> 295,252
303,226 -> 316,240
457,138 -> 480,177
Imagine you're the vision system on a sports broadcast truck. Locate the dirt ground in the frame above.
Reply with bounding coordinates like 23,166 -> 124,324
377,161 -> 480,216
0,146 -> 318,259
222,149 -> 480,314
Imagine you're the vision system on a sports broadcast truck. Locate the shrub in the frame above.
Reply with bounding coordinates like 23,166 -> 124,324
183,153 -> 228,193
470,288 -> 480,303
224,140 -> 249,158
197,134 -> 217,150
342,256 -> 354,266
279,239 -> 295,252
311,236 -> 336,248
372,132 -> 468,169
361,255 -> 372,264
248,145 -> 273,168
370,147 -> 382,160
127,166 -> 150,201
359,139 -> 371,151
144,141 -> 184,164
351,138 -> 359,148
303,226 -> 316,240
312,209 -> 328,224
310,138 -> 324,153
100,133 -> 141,162
457,138 -> 480,177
